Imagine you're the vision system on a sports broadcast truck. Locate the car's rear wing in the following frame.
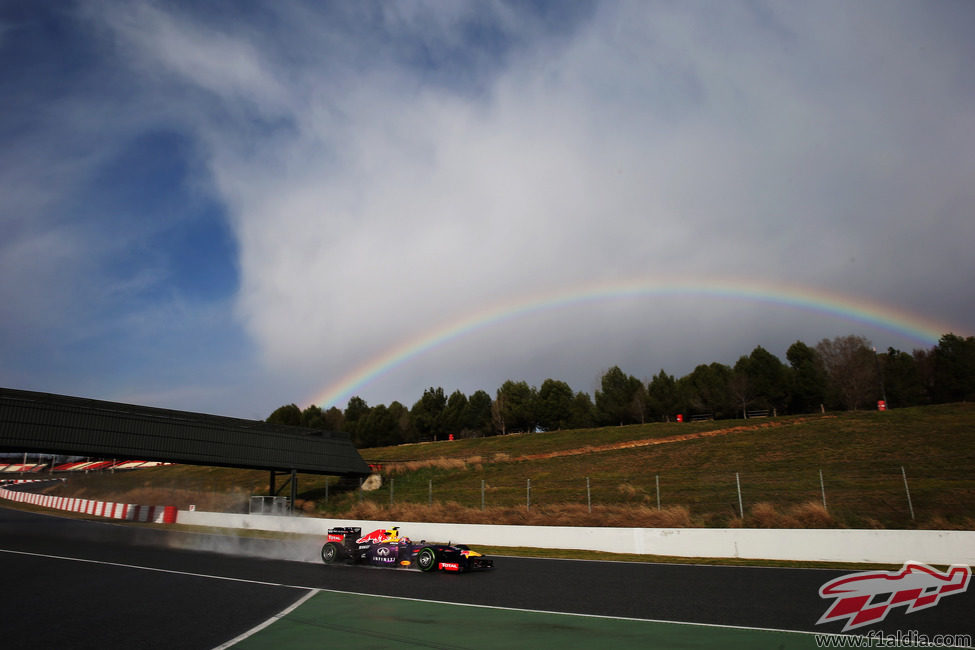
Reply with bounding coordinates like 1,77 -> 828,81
326,526 -> 361,543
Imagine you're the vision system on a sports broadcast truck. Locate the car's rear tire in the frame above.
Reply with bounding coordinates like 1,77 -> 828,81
416,546 -> 437,572
321,542 -> 342,564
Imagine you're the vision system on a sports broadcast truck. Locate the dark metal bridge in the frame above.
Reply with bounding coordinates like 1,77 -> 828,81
0,387 -> 370,505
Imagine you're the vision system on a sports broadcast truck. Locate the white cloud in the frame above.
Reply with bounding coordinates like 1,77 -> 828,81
139,2 -> 973,402
7,1 -> 971,414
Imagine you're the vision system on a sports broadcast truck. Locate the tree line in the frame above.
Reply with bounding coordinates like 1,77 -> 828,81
267,333 -> 975,448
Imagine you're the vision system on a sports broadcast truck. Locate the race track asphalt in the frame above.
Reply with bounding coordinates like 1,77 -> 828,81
1,505 -> 972,648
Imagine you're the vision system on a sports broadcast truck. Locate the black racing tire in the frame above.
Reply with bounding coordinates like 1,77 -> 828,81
321,541 -> 342,564
416,546 -> 438,572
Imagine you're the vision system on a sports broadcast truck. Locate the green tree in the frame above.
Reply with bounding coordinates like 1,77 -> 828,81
466,390 -> 494,437
411,387 -> 447,441
322,406 -> 345,431
300,404 -> 325,429
932,333 -> 975,403
387,400 -> 414,444
681,363 -> 733,419
566,391 -> 596,428
356,404 -> 395,447
733,346 -> 788,417
443,390 -> 470,439
595,366 -> 644,425
267,403 -> 301,427
494,380 -> 537,434
913,347 -> 937,403
344,396 -> 371,444
880,347 -> 927,407
786,340 -> 827,413
536,379 -> 574,431
647,370 -> 681,421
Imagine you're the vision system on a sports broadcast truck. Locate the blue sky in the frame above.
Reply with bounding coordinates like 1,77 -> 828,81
1,1 -> 973,419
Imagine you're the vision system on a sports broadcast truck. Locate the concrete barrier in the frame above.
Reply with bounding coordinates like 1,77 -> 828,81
5,479 -> 970,565
174,510 -> 975,565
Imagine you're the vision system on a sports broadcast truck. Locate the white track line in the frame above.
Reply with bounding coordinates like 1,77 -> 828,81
213,588 -> 320,649
0,547 -> 320,649
0,548 -> 311,589
303,586 -> 821,639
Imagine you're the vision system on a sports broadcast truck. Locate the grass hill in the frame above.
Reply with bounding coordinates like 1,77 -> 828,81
37,403 -> 975,530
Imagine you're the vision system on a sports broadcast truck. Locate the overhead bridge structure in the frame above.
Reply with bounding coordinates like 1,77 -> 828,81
0,387 -> 370,504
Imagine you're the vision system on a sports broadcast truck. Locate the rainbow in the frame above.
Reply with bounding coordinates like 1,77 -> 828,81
308,277 -> 959,408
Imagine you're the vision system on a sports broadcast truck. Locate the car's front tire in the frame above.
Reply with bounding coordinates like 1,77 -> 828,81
321,542 -> 342,564
416,546 -> 438,572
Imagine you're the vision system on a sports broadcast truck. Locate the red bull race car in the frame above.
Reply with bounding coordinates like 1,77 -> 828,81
321,526 -> 493,573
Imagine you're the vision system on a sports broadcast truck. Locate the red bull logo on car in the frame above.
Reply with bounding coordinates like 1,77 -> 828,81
356,527 -> 399,544
817,562 -> 970,631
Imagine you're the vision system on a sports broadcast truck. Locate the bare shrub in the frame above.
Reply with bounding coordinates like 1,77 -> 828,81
385,458 -> 469,475
645,505 -> 693,528
617,483 -> 639,497
790,501 -> 835,528
745,501 -> 837,528
919,515 -> 975,531
748,502 -> 784,528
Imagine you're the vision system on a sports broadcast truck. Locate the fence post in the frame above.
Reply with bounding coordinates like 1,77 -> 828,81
736,472 -> 744,519
819,469 -> 827,511
428,479 -> 432,506
901,466 -> 915,521
586,476 -> 591,513
481,480 -> 485,511
527,478 -> 531,512
656,474 -> 661,511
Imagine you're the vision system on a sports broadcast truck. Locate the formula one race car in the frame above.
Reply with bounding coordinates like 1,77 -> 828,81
321,526 -> 493,573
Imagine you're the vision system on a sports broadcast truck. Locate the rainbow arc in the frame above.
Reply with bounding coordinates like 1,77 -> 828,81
309,277 -> 958,408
